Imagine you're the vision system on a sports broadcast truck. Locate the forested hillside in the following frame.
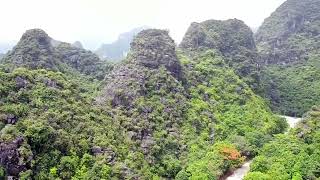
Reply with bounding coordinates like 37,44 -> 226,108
257,0 -> 320,116
0,28 -> 286,179
246,106 -> 320,180
179,19 -> 259,90
1,0 -> 320,179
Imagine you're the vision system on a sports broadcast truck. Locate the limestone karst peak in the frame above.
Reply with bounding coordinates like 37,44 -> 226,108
129,29 -> 182,79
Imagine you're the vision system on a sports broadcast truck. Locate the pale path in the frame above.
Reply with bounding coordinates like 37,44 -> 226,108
225,116 -> 302,180
280,116 -> 302,128
225,160 -> 252,180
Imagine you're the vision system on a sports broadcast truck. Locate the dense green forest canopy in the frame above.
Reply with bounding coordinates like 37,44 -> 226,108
246,106 -> 320,180
0,28 -> 286,179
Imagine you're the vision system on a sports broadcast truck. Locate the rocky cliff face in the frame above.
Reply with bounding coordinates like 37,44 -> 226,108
54,42 -> 107,79
179,19 -> 259,89
180,19 -> 256,54
0,136 -> 32,176
97,29 -> 183,106
2,29 -> 58,70
130,29 -> 182,80
97,29 -> 186,176
256,0 -> 320,64
257,0 -> 320,116
1,29 -> 107,79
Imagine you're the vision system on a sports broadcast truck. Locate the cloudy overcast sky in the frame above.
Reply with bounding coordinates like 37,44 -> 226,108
0,0 -> 285,51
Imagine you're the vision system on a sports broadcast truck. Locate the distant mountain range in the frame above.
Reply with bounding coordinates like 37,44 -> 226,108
95,26 -> 149,61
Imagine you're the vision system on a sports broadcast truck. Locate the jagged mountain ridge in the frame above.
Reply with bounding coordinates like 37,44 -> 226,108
1,29 -> 108,80
179,19 -> 259,89
0,27 -> 286,179
256,0 -> 320,65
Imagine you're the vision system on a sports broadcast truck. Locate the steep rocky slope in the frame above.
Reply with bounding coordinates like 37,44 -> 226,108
97,29 -> 183,107
179,19 -> 259,89
257,0 -> 320,116
256,0 -> 320,65
1,29 -> 109,80
96,29 -> 187,178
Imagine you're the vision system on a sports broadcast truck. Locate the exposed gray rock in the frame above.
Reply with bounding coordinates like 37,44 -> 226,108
0,137 -> 32,176
96,29 -> 183,106
96,29 -> 186,167
2,29 -> 107,80
91,146 -> 116,163
179,19 -> 259,89
255,0 -> 320,64
130,29 -> 182,80
5,114 -> 18,124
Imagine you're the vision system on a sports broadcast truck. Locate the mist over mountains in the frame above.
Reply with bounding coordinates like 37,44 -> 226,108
95,26 -> 149,61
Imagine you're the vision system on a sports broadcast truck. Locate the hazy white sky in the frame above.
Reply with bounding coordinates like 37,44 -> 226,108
0,0 -> 285,50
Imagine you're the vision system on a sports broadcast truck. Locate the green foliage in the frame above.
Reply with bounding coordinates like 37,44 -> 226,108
0,28 -> 291,180
244,172 -> 271,180
176,51 -> 286,179
247,106 -> 320,180
0,68 -> 130,179
1,29 -> 113,80
179,19 -> 260,89
256,0 -> 320,117
259,55 -> 320,116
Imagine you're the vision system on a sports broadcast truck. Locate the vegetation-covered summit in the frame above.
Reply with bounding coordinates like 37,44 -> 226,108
1,29 -> 110,80
256,0 -> 320,65
179,19 -> 259,89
